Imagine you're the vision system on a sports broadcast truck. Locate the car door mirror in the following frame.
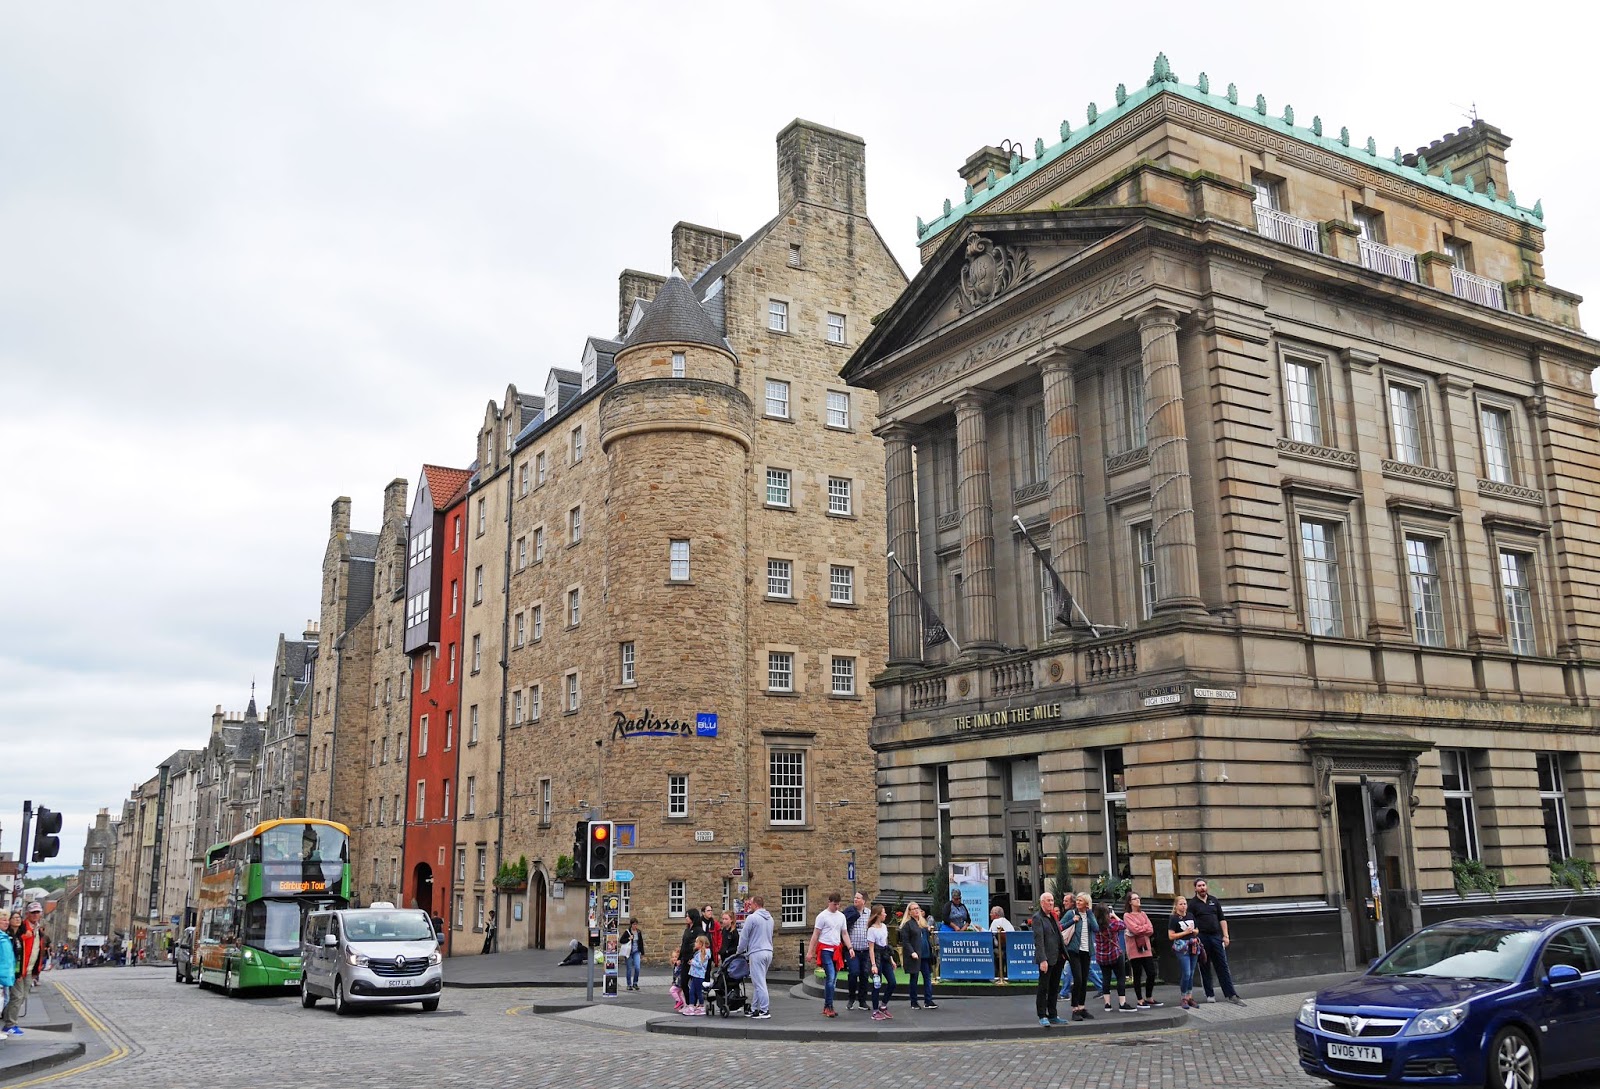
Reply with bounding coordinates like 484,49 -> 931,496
323,933 -> 339,948
1545,963 -> 1582,985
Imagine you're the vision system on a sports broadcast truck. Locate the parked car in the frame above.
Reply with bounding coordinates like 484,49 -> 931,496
1296,914 -> 1600,1089
299,903 -> 442,1014
173,926 -> 198,985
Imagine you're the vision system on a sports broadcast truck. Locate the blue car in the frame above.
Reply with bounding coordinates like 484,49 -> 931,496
1296,915 -> 1600,1089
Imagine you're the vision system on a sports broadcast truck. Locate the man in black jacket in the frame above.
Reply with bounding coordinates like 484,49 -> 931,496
1030,892 -> 1066,1026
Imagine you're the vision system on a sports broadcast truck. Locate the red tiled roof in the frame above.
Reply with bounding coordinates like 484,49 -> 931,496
421,465 -> 473,511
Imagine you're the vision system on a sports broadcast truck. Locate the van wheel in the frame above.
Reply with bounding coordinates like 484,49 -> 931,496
300,977 -> 318,1009
175,963 -> 184,984
334,977 -> 352,1016
420,998 -> 439,1012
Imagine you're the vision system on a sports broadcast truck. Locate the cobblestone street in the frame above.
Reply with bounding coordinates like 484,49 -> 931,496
5,969 -> 1330,1089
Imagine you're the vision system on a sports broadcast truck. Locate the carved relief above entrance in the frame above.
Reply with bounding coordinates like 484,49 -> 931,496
957,235 -> 1032,314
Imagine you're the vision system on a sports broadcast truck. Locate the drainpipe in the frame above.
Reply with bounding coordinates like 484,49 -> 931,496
492,454 -> 515,941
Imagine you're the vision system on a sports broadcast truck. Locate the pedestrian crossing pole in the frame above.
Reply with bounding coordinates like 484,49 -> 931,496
1359,775 -> 1389,957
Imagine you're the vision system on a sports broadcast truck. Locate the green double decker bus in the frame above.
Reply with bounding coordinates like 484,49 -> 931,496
197,819 -> 351,994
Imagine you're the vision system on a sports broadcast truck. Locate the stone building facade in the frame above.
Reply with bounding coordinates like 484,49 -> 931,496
843,57 -> 1600,979
78,808 -> 118,953
259,625 -> 317,822
473,119 -> 906,963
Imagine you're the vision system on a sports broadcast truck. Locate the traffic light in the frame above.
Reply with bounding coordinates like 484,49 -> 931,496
585,820 -> 614,882
574,820 -> 590,881
1367,781 -> 1401,833
32,807 -> 63,863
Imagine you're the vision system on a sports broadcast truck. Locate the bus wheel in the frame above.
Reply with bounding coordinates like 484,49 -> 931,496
420,998 -> 439,1012
334,977 -> 352,1016
223,967 -> 234,997
300,976 -> 318,1009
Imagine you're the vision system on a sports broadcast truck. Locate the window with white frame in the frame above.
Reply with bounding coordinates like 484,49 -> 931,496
1538,753 -> 1572,862
514,612 -> 526,648
1132,523 -> 1156,621
1440,750 -> 1479,861
471,634 -> 482,673
466,777 -> 477,818
529,684 -> 540,721
444,712 -> 453,749
409,525 -> 433,566
769,750 -> 805,823
668,774 -> 688,818
442,777 -> 450,816
533,527 -> 545,563
565,672 -> 580,712
519,463 -> 530,497
477,498 -> 487,535
669,539 -> 690,581
1480,406 -> 1514,484
620,641 -> 635,684
767,651 -> 794,692
671,351 -> 685,378
571,426 -> 584,463
826,311 -> 846,345
830,656 -> 855,696
1252,174 -> 1281,212
453,893 -> 464,928
1036,551 -> 1060,641
1102,748 -> 1130,879
475,896 -> 485,929
764,378 -> 790,418
540,779 -> 552,825
1117,363 -> 1148,452
474,565 -> 484,604
668,879 -> 686,918
1405,535 -> 1446,647
1025,402 -> 1048,484
781,886 -> 807,927
532,605 -> 543,641
511,689 -> 523,725
1283,357 -> 1324,445
1499,549 -> 1536,655
767,559 -> 793,599
1299,519 -> 1345,637
827,476 -> 852,516
419,715 -> 429,756
567,588 -> 581,626
826,389 -> 850,428
469,705 -> 479,744
516,536 -> 528,570
766,468 -> 791,507
768,300 -> 789,333
416,781 -> 426,821
536,450 -> 547,485
1387,382 -> 1425,465
569,506 -> 582,543
456,848 -> 467,882
829,564 -> 854,604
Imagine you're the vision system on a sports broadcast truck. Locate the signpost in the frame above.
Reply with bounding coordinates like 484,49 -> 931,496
936,931 -> 995,980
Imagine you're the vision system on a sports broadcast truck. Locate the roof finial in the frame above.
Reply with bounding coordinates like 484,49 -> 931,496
917,216 -> 926,235
1339,126 -> 1350,147
1282,104 -> 1294,126
1533,199 -> 1544,220
1115,83 -> 1127,106
1463,173 -> 1476,193
1312,116 -> 1323,137
1034,137 -> 1045,160
1416,153 -> 1428,171
1254,93 -> 1267,116
943,198 -> 952,216
1197,71 -> 1210,94
1150,52 -> 1177,86
1393,146 -> 1403,164
1226,82 -> 1238,105
1087,101 -> 1099,124
1442,164 -> 1454,185
1365,137 -> 1377,156
1485,179 -> 1498,201
1507,189 -> 1517,206
1060,119 -> 1072,141
987,167 -> 998,189
964,183 -> 975,203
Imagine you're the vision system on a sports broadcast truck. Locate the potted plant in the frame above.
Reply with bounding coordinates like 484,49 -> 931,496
554,854 -> 577,882
1451,858 -> 1500,897
494,855 -> 530,892
1550,857 -> 1597,894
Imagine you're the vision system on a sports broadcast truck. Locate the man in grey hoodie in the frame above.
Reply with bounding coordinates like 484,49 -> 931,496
741,894 -> 775,1018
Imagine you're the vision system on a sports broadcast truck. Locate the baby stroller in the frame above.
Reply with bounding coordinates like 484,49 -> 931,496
706,952 -> 750,1017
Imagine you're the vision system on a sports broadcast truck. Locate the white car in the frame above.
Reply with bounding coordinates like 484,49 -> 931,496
300,903 -> 442,1014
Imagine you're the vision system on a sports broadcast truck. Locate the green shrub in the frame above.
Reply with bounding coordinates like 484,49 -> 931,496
1550,857 -> 1597,893
1451,858 -> 1500,897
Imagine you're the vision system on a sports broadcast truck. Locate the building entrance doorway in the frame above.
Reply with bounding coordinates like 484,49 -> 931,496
413,861 -> 435,917
1334,783 -> 1378,965
531,872 -> 548,950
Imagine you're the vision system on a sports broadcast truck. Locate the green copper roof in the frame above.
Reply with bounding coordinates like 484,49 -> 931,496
914,53 -> 1544,243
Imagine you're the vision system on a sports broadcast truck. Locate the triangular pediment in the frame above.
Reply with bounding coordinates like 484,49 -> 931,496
908,238 -> 1091,342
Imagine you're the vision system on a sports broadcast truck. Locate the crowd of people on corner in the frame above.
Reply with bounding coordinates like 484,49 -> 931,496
652,876 -> 1242,1026
1,902 -> 48,1041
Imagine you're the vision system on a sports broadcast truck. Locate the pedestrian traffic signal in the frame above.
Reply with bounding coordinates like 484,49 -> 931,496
585,820 -> 614,882
32,807 -> 63,862
1367,781 -> 1401,832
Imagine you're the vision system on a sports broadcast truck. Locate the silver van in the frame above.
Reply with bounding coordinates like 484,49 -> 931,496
299,903 -> 443,1014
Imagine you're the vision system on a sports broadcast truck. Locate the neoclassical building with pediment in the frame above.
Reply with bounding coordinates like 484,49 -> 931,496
843,55 -> 1600,977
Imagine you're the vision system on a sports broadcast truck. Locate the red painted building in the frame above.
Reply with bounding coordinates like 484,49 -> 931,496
401,464 -> 472,952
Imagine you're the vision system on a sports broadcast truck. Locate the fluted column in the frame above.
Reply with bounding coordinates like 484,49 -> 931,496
952,391 -> 1002,654
1136,307 -> 1205,616
1035,348 -> 1087,634
882,424 -> 922,666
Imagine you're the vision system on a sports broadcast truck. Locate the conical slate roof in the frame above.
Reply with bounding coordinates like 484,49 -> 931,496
621,272 -> 727,351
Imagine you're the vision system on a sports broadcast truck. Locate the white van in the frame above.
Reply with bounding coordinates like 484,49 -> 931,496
300,903 -> 443,1014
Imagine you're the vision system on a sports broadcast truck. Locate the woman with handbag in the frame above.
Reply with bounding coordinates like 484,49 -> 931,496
1123,893 -> 1160,1008
1167,896 -> 1202,1010
1061,893 -> 1097,1021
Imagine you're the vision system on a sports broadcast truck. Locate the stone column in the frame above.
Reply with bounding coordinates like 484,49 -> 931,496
1034,348 -> 1087,634
1136,307 -> 1206,616
882,424 -> 923,666
952,391 -> 1002,653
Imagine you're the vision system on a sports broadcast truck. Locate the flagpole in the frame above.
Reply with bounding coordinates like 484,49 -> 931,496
886,551 -> 961,656
1011,516 -> 1106,638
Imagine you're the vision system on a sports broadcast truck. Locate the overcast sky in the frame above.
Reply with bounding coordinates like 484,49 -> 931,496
3,2 -> 1594,867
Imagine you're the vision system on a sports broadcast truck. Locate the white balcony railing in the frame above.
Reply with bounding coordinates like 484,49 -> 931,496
1450,266 -> 1506,310
1255,206 -> 1321,253
1358,238 -> 1419,283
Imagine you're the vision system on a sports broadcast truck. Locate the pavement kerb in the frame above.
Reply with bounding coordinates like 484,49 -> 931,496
645,1006 -> 1189,1042
0,1040 -> 88,1081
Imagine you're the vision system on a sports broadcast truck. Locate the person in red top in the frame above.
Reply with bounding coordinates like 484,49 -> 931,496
1122,893 -> 1161,1008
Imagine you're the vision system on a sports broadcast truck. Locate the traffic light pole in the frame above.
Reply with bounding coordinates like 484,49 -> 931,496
1359,775 -> 1388,957
17,800 -> 34,895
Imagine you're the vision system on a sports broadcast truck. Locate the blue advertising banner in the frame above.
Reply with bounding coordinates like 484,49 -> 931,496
948,860 -> 990,926
1005,931 -> 1039,981
936,931 -> 995,981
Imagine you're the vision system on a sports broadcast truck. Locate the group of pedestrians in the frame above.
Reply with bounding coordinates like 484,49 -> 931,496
1,902 -> 47,1040
670,898 -> 773,1018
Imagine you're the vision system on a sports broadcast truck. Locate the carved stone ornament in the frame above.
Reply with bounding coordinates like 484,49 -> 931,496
957,234 -> 1032,314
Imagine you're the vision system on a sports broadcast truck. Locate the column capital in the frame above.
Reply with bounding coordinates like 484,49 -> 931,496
874,421 -> 918,444
948,389 -> 997,417
1026,342 -> 1091,375
1125,302 -> 1188,333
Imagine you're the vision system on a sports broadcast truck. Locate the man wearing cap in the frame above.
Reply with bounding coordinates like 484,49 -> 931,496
2,903 -> 44,1035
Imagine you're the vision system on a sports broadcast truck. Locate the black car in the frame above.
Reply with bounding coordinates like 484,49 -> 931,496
173,926 -> 198,984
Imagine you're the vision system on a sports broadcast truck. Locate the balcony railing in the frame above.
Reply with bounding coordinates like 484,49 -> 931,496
1450,266 -> 1506,310
990,660 -> 1035,699
1358,238 -> 1419,283
1255,206 -> 1321,253
908,676 -> 947,711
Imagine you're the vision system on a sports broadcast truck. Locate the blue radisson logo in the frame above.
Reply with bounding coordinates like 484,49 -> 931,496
610,709 -> 709,740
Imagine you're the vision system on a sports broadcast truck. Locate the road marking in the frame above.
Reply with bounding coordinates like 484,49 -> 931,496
5,982 -> 131,1088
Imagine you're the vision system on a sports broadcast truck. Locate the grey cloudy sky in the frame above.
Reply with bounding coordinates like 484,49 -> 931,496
3,1 -> 1593,866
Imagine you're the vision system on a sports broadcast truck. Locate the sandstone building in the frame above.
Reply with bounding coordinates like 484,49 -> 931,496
843,56 -> 1600,978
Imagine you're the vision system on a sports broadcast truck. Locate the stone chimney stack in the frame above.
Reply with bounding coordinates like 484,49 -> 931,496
776,119 -> 867,215
382,477 -> 408,527
212,704 -> 225,737
671,222 -> 742,284
304,620 -> 320,642
330,496 -> 351,537
1404,120 -> 1512,194
618,269 -> 667,339
959,144 -> 1018,191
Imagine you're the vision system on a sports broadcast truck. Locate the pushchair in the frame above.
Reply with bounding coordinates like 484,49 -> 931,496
706,952 -> 750,1017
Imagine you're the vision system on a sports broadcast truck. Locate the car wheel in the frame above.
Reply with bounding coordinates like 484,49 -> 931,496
420,998 -> 439,1012
1487,1026 -> 1539,1089
300,976 -> 318,1009
334,977 -> 352,1016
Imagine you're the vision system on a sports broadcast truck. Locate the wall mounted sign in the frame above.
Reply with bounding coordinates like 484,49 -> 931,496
696,713 -> 718,737
1193,688 -> 1239,700
611,709 -> 697,740
950,700 -> 1063,732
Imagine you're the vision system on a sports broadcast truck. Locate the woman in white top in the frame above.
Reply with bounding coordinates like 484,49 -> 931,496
988,906 -> 1015,982
866,906 -> 896,1019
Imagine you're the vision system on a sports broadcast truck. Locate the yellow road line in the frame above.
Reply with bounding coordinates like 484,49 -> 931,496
4,983 -> 131,1088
